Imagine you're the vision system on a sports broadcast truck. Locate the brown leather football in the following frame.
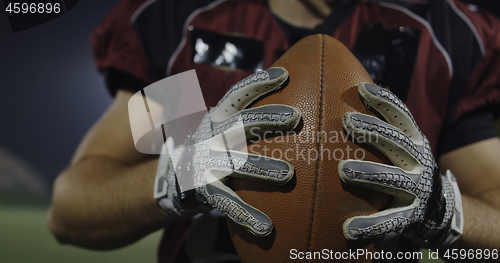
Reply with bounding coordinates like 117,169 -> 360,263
227,34 -> 392,262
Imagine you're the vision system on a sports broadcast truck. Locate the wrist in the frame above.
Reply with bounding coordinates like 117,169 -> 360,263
438,170 -> 464,248
154,141 -> 181,222
155,163 -> 185,223
428,170 -> 463,249
407,170 -> 464,249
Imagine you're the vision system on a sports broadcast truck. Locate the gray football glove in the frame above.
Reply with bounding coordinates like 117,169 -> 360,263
154,68 -> 301,237
338,83 -> 463,248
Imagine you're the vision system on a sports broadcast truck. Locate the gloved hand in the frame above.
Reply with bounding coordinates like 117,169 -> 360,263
338,83 -> 463,248
154,67 -> 301,237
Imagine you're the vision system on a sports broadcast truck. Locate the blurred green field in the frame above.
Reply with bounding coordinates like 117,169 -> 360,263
0,201 -> 162,263
0,195 -> 443,263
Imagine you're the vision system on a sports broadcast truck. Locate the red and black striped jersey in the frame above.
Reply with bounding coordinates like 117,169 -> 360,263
92,0 -> 500,155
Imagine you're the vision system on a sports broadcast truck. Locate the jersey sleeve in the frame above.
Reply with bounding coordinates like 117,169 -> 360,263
454,3 -> 500,119
91,0 -> 154,96
439,3 -> 500,155
439,108 -> 497,154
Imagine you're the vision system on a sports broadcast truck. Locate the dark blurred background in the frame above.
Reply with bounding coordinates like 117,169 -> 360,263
0,0 -> 498,262
0,1 -> 163,263
0,1 -> 121,195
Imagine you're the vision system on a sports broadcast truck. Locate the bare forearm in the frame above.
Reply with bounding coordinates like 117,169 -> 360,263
454,194 -> 500,249
440,193 -> 500,262
437,139 -> 500,261
47,156 -> 169,250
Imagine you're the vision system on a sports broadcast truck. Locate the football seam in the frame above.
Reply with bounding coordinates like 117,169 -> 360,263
307,34 -> 324,261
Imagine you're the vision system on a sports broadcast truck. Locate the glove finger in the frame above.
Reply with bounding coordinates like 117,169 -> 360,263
211,67 -> 288,123
208,150 -> 294,185
204,175 -> 274,236
357,83 -> 424,146
338,159 -> 419,199
212,104 -> 301,139
342,112 -> 421,172
343,202 -> 417,240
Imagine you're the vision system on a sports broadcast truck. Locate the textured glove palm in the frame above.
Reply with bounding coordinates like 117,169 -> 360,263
338,83 -> 463,248
154,68 -> 301,237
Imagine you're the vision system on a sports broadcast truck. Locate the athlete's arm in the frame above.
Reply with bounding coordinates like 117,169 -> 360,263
47,90 -> 170,250
439,137 -> 500,253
